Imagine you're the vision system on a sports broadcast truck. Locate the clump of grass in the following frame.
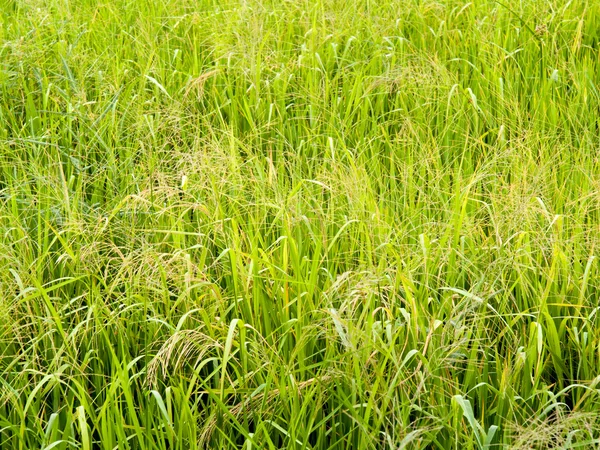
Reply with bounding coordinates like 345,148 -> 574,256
1,0 -> 599,448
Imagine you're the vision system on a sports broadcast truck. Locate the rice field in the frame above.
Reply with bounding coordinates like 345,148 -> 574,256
1,0 -> 599,448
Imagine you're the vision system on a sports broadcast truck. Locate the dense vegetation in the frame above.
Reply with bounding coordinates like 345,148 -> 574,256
1,0 -> 599,448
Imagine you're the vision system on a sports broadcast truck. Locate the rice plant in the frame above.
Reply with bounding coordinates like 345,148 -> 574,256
1,0 -> 599,448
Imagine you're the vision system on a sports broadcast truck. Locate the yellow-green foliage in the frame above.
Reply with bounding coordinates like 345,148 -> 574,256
1,0 -> 599,448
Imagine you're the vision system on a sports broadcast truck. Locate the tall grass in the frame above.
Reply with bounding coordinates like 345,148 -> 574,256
1,0 -> 599,448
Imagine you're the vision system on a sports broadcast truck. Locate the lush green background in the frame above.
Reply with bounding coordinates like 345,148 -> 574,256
1,0 -> 599,448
